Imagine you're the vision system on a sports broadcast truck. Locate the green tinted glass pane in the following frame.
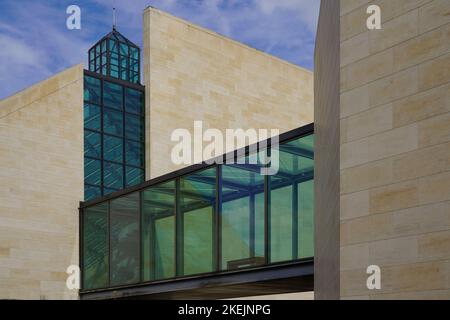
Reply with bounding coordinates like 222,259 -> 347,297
84,158 -> 101,186
130,58 -> 139,72
101,40 -> 107,53
110,52 -> 119,66
142,181 -> 175,281
89,61 -> 95,71
130,47 -> 139,60
130,72 -> 139,84
125,140 -> 143,167
103,81 -> 123,110
269,134 -> 315,263
84,130 -> 101,158
89,49 -> 95,62
270,185 -> 293,263
298,179 -> 314,258
84,103 -> 101,131
104,135 -> 123,163
221,164 -> 265,270
85,184 -> 101,201
125,88 -> 143,115
110,193 -> 140,286
126,167 -> 144,187
104,188 -> 119,196
120,69 -> 128,81
104,161 -> 123,190
84,76 -> 101,104
120,55 -> 127,68
110,39 -> 118,53
125,114 -> 143,141
103,108 -> 123,136
110,66 -> 119,78
180,167 -> 215,276
120,43 -> 128,55
83,203 -> 108,290
95,44 -> 101,56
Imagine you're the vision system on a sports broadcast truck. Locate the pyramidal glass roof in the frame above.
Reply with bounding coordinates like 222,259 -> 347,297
97,28 -> 139,48
88,28 -> 141,84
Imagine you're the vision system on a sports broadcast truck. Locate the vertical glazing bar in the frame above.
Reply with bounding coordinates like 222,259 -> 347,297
175,178 -> 183,276
292,182 -> 299,260
215,165 -> 222,271
122,85 -> 126,190
107,201 -> 111,287
138,191 -> 142,282
249,192 -> 255,258
100,77 -> 104,196
264,147 -> 271,264
79,206 -> 84,290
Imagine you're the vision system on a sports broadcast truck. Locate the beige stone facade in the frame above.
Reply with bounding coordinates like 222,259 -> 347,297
340,0 -> 450,299
143,7 -> 314,179
0,65 -> 84,299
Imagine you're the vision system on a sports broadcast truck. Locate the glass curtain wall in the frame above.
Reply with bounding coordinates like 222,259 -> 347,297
81,133 -> 314,290
84,74 -> 145,201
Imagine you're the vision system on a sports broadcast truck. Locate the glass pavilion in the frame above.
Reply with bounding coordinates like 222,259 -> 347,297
80,126 -> 314,293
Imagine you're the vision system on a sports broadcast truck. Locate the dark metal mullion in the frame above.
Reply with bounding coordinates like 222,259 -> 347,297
249,192 -> 255,258
175,179 -> 183,276
139,191 -> 143,283
106,39 -> 110,78
215,165 -> 222,271
107,201 -> 111,287
79,206 -> 84,290
264,148 -> 271,265
122,86 -> 126,190
100,77 -> 105,196
292,183 -> 299,260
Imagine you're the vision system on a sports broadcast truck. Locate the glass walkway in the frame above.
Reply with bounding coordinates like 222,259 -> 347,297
79,124 -> 314,299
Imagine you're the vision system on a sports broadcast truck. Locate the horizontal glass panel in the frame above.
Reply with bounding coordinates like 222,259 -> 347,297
110,192 -> 140,286
84,130 -> 101,158
83,202 -> 108,290
103,108 -> 123,137
104,135 -> 123,163
104,187 -> 119,196
125,88 -> 143,115
104,161 -> 123,190
180,167 -> 216,276
84,184 -> 101,201
84,158 -> 101,186
84,76 -> 101,104
103,81 -> 123,110
84,103 -> 101,131
142,181 -> 175,281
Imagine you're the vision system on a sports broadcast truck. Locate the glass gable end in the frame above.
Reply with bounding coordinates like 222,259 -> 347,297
80,126 -> 314,291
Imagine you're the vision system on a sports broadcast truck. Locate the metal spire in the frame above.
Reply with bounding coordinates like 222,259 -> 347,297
113,7 -> 117,30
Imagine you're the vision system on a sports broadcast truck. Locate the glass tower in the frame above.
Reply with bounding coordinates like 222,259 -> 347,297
84,28 -> 145,201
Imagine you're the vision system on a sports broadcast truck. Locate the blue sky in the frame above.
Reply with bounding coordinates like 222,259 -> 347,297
0,0 -> 319,100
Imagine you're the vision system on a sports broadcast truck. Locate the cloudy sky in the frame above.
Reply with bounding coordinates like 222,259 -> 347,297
0,0 -> 320,100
